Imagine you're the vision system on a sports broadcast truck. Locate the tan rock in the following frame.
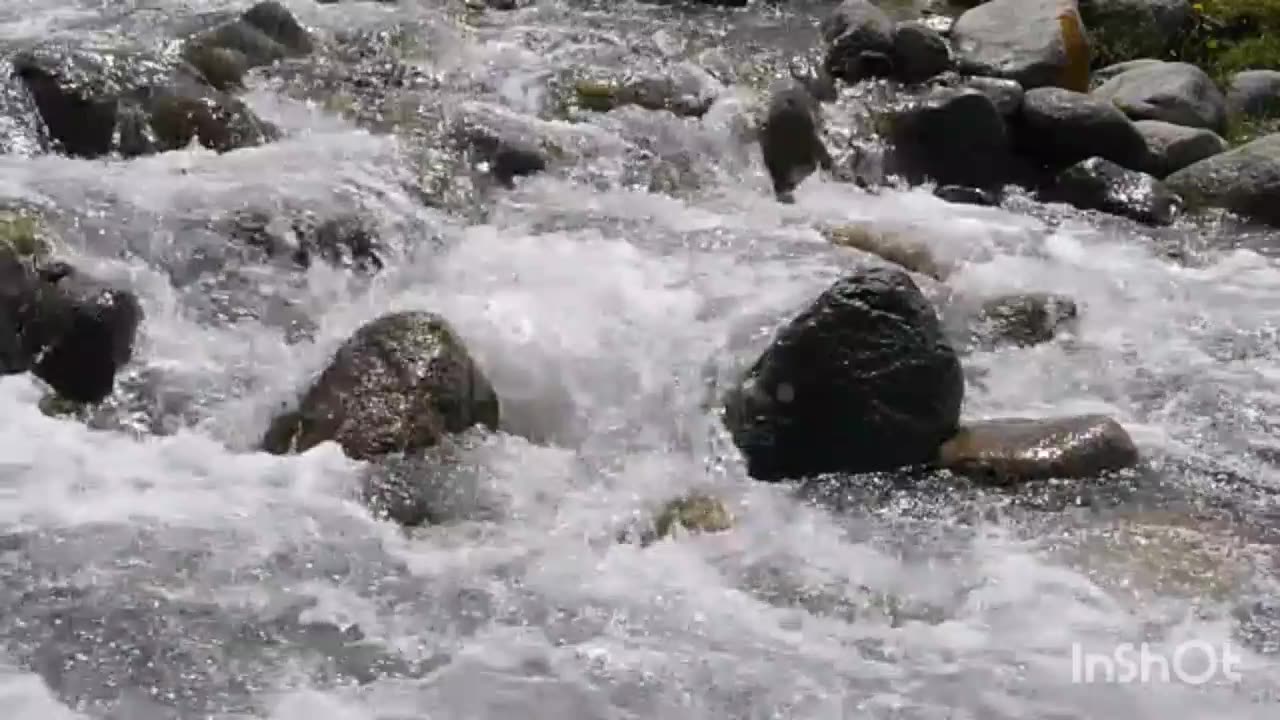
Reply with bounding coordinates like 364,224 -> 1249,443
821,223 -> 951,280
938,414 -> 1139,483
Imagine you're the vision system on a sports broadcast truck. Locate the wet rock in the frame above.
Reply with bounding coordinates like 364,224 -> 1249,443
891,22 -> 952,84
723,266 -> 964,481
1133,120 -> 1226,177
759,78 -> 834,202
1225,70 -> 1280,120
1092,61 -> 1228,134
13,43 -> 275,159
821,223 -> 951,280
572,64 -> 722,118
1163,133 -> 1280,225
821,0 -> 897,84
0,252 -> 143,404
221,209 -> 384,273
934,184 -> 1001,206
1041,156 -> 1181,225
183,1 -> 314,88
653,493 -> 733,537
1079,0 -> 1192,65
262,311 -> 500,461
963,76 -> 1025,116
962,292 -> 1078,349
937,414 -> 1140,483
881,87 -> 1013,190
950,0 -> 1091,92
1018,86 -> 1149,170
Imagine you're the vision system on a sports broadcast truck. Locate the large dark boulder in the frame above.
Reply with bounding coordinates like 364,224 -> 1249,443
891,22 -> 952,84
881,87 -> 1013,190
0,250 -> 142,403
1018,86 -> 1149,170
723,267 -> 964,481
759,78 -> 834,202
262,311 -> 500,461
12,43 -> 275,159
821,0 -> 897,84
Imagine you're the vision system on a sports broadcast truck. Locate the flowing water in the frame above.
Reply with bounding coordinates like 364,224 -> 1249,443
1,1 -> 1279,718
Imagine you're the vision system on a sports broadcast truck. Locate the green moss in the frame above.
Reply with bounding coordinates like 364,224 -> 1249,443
1224,114 -> 1280,144
572,79 -> 622,112
38,392 -> 85,419
652,493 -> 733,539
0,211 -> 51,259
1174,0 -> 1280,85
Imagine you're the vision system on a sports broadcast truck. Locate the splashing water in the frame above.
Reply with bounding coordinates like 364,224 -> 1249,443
0,1 -> 1278,718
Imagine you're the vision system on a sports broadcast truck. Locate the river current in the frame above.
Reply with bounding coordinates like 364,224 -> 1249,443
0,1 -> 1278,718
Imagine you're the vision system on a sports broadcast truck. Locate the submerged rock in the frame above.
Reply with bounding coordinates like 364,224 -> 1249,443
759,78 -> 834,202
0,251 -> 142,404
652,493 -> 734,539
723,266 -> 964,482
1163,133 -> 1280,225
822,223 -> 951,280
13,42 -> 275,158
937,414 -> 1140,483
950,0 -> 1091,92
962,292 -> 1079,349
220,208 -> 385,273
571,64 -> 722,118
1042,156 -> 1181,225
262,311 -> 500,461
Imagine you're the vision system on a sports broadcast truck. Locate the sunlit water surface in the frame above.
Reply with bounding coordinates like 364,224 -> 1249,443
0,1 -> 1278,718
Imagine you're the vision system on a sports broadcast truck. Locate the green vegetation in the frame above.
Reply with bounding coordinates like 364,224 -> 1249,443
0,210 -> 51,259
652,493 -> 733,539
1175,0 -> 1280,83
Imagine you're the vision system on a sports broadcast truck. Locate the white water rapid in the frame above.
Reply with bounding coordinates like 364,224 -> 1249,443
0,1 -> 1278,718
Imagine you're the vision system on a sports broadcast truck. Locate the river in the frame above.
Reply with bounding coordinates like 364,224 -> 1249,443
0,0 -> 1278,718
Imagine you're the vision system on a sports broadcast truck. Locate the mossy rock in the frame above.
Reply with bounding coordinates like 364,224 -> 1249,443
38,392 -> 85,419
0,211 -> 53,259
572,79 -> 623,112
652,493 -> 734,539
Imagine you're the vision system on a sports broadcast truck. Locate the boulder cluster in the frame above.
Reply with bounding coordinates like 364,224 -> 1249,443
764,0 -> 1280,227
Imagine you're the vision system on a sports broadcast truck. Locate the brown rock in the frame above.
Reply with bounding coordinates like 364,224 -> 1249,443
938,414 -> 1139,483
